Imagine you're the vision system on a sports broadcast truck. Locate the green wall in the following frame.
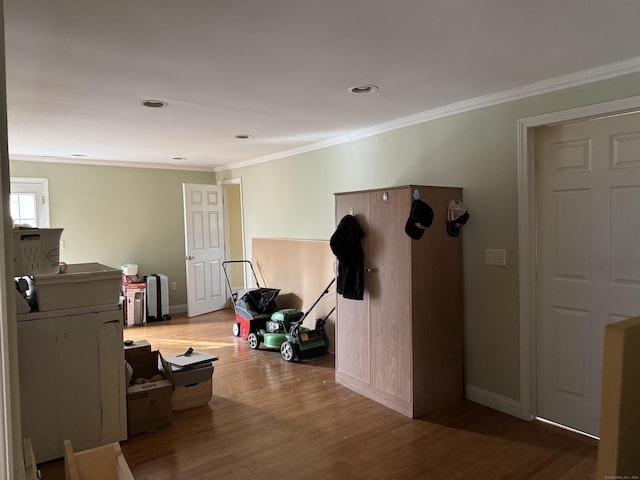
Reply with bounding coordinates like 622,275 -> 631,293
226,183 -> 245,288
9,161 -> 215,308
217,72 -> 640,402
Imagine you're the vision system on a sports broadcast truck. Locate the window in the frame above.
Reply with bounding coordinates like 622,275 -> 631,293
10,177 -> 50,228
10,192 -> 38,226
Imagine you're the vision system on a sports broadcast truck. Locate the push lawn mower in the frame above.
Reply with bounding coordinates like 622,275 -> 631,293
247,278 -> 335,362
222,260 -> 280,341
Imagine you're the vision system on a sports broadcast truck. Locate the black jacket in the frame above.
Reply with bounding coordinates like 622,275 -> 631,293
330,215 -> 365,300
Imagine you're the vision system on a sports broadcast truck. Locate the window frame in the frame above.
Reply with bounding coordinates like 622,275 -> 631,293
9,177 -> 50,228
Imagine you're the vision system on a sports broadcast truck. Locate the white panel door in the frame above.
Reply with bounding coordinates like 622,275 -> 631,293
183,183 -> 227,317
535,112 -> 640,436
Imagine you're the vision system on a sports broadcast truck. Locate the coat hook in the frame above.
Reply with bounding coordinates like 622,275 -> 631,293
383,192 -> 389,202
349,207 -> 354,215
413,189 -> 420,200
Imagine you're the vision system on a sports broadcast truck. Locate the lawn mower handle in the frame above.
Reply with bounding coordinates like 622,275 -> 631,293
290,277 -> 336,331
222,260 -> 263,300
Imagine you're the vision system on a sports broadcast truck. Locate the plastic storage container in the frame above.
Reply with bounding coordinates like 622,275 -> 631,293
13,228 -> 64,276
121,264 -> 138,275
33,263 -> 121,311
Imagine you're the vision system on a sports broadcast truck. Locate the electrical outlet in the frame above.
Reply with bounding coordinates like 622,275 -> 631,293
171,282 -> 177,291
485,249 -> 507,266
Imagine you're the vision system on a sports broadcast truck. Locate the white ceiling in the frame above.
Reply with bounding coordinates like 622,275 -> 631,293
4,0 -> 640,171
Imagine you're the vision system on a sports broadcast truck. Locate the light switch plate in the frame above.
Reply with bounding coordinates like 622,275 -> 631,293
485,249 -> 507,266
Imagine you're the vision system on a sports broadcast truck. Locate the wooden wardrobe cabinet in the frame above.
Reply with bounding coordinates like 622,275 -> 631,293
334,185 -> 463,418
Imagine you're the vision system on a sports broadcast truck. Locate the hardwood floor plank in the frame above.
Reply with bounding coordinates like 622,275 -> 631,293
37,309 -> 597,479
556,452 -> 597,480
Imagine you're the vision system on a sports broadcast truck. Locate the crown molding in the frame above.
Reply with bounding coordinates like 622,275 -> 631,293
215,55 -> 640,173
214,134 -> 353,172
10,154 -> 215,172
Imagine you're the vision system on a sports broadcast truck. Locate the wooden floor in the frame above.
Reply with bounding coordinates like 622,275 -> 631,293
39,309 -> 597,479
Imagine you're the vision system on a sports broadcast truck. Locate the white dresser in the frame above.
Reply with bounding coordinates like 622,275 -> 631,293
17,303 -> 127,463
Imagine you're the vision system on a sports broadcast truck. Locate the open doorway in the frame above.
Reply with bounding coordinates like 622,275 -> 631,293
219,178 -> 246,293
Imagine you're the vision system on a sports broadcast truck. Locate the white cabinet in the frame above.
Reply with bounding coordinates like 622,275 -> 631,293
334,185 -> 464,418
18,305 -> 127,463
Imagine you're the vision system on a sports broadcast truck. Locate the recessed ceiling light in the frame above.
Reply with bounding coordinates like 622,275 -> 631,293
348,84 -> 379,95
141,99 -> 168,108
235,134 -> 253,139
172,157 -> 187,161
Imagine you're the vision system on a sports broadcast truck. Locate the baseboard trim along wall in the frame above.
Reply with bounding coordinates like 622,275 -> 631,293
170,304 -> 187,315
465,384 -> 522,419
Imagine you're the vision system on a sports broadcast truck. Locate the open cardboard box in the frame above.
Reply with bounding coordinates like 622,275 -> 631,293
125,349 -> 173,435
64,439 -> 134,480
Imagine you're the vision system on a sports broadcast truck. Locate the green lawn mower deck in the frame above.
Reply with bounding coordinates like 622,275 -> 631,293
247,308 -> 330,361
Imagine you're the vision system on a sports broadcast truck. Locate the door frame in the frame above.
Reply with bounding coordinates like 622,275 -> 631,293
218,177 -> 247,290
517,94 -> 640,422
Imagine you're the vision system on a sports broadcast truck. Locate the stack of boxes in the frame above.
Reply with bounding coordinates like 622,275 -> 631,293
121,264 -> 146,326
124,340 -> 217,436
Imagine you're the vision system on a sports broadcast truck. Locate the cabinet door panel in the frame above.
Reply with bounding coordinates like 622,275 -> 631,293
98,315 -> 127,443
335,193 -> 370,382
369,190 -> 412,402
18,320 -> 62,462
58,315 -> 102,451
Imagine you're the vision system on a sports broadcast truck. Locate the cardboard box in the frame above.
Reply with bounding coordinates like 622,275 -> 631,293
172,378 -> 213,411
124,339 -> 151,360
124,340 -> 153,403
164,350 -> 217,410
168,362 -> 214,410
596,316 -> 640,479
126,349 -> 166,380
170,362 -> 214,387
164,350 -> 218,368
124,283 -> 146,326
64,440 -> 134,480
127,380 -> 173,435
126,350 -> 173,435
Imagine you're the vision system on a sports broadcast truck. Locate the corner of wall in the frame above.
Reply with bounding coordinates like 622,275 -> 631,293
465,384 -> 522,419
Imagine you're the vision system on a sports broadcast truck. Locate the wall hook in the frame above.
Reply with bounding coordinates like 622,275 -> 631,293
413,189 -> 421,200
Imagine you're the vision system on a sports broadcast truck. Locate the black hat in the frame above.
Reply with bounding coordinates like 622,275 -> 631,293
405,199 -> 434,240
446,200 -> 469,237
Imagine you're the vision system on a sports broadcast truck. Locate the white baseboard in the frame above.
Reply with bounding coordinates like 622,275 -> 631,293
465,384 -> 522,419
169,304 -> 187,315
